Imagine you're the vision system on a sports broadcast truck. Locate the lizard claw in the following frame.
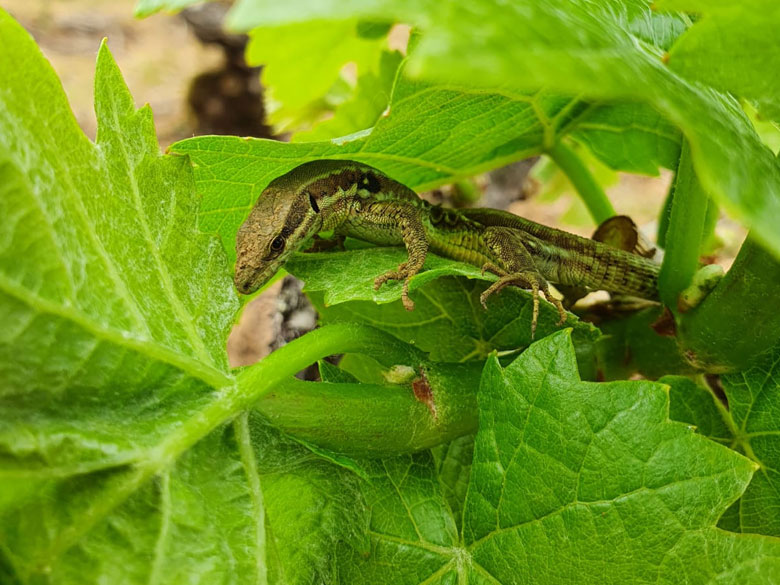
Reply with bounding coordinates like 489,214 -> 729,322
374,263 -> 418,310
479,262 -> 510,309
478,271 -> 567,338
549,295 -> 567,327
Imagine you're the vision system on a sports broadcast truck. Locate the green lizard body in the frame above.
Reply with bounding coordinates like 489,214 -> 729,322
235,160 -> 660,333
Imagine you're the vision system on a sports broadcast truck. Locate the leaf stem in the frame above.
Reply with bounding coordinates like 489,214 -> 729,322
547,140 -> 615,223
658,140 -> 710,309
256,362 -> 480,457
143,324 -> 424,469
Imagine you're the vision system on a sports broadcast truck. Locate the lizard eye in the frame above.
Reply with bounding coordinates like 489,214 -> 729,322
270,236 -> 285,251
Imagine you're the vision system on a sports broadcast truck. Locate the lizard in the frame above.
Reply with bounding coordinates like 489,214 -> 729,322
234,159 -> 660,335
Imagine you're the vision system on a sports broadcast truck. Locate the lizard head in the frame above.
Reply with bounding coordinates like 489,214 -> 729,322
234,159 -> 389,295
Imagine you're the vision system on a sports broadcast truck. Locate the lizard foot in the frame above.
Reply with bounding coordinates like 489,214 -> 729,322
479,271 -> 567,338
374,262 -> 420,311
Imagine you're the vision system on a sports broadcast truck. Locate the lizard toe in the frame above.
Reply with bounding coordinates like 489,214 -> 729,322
401,277 -> 416,310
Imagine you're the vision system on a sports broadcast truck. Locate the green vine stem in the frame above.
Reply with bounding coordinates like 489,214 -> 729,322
547,140 -> 616,223
656,179 -> 674,249
256,360 -> 481,457
657,139 -> 710,309
244,322 -> 479,456
142,323 -> 425,469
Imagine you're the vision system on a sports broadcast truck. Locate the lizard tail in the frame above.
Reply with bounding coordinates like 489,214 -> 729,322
590,243 -> 660,300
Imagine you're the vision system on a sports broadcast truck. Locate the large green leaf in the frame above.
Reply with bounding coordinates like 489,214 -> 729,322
3,420 -> 264,584
13,4 -> 780,582
285,248 -> 599,368
246,20 -> 389,132
410,1 -> 780,259
187,2 -> 683,175
665,343 -> 780,537
462,330 -> 777,583
0,10 -> 235,476
222,0 -> 780,259
2,414 -> 364,585
0,13 -> 381,584
334,331 -> 780,583
657,0 -> 780,122
172,69 -> 589,263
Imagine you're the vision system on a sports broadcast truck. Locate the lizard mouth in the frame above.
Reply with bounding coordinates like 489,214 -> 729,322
234,264 -> 262,295
234,261 -> 280,295
235,277 -> 258,295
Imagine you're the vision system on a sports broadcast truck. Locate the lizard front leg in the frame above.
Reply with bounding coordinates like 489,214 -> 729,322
480,227 -> 567,337
371,207 -> 428,310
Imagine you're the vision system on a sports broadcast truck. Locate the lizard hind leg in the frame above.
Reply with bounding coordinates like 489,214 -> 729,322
480,271 -> 567,338
480,229 -> 568,337
480,271 -> 566,338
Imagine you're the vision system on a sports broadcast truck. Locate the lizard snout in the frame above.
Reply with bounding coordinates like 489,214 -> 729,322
236,279 -> 254,295
234,263 -> 257,295
234,258 -> 277,296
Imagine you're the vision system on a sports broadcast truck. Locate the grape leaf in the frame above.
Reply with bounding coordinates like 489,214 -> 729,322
2,414 -> 365,584
285,249 -> 599,368
0,12 -> 366,584
407,1 -> 780,258
13,4 -> 780,582
223,0 -> 780,258
0,9 -> 235,477
571,103 -> 681,175
246,20 -> 389,133
225,2 -> 684,173
172,65 -> 589,264
334,331 -> 780,583
665,343 -> 780,537
657,0 -> 780,122
463,330 -> 775,583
